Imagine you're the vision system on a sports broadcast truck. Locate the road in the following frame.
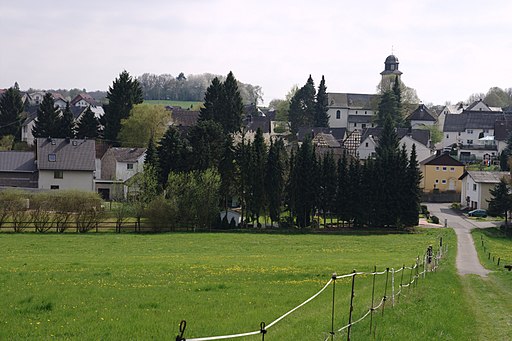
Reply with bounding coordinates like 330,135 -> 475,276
426,203 -> 493,277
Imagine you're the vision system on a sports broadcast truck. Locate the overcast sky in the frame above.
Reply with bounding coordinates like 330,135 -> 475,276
1,0 -> 512,106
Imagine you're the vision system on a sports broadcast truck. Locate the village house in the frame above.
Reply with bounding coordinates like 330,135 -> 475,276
36,137 -> 96,191
459,171 -> 510,210
95,147 -> 146,200
406,104 -> 437,128
0,151 -> 38,188
420,152 -> 465,193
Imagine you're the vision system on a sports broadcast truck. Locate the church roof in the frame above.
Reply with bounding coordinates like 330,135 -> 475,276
327,93 -> 380,109
407,104 -> 437,122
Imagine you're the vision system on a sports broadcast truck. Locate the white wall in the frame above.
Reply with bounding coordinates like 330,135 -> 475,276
115,157 -> 145,182
39,170 -> 94,191
357,137 -> 377,159
22,120 -> 36,145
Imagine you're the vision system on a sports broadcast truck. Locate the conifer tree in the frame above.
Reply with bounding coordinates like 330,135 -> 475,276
0,85 -> 24,140
157,125 -> 188,185
218,135 -> 236,214
199,77 -> 223,122
265,138 -> 286,227
247,128 -> 267,224
236,136 -> 253,227
32,93 -> 61,138
487,178 -> 512,226
144,135 -> 159,168
59,102 -> 75,138
376,90 -> 399,127
320,151 -> 337,227
222,71 -> 244,134
103,70 -> 143,145
335,152 -> 349,226
188,120 -> 225,171
288,75 -> 317,133
76,106 -> 100,139
291,137 -> 317,227
392,75 -> 402,118
315,75 -> 329,127
403,144 -> 422,226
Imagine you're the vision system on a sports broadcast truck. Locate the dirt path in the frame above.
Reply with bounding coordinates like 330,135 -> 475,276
426,203 -> 491,277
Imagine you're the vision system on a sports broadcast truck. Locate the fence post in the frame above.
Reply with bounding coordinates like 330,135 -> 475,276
398,265 -> 404,304
382,268 -> 389,317
330,273 -> 337,340
176,320 -> 186,341
370,266 -> 376,335
488,252 -> 491,260
498,257 -> 501,266
347,270 -> 356,341
391,268 -> 395,307
408,264 -> 414,290
260,321 -> 266,340
415,257 -> 419,288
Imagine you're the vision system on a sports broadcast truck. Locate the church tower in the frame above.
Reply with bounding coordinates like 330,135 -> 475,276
380,54 -> 402,90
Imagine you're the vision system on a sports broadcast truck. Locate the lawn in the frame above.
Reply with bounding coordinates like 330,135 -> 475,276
468,228 -> 512,341
142,100 -> 202,110
0,229 -> 483,340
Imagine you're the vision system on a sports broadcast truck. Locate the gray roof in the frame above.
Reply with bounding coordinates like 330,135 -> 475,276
464,171 -> 510,184
312,133 -> 341,148
246,116 -> 270,134
443,111 -> 510,132
407,104 -> 437,122
108,147 -> 146,163
36,137 -> 95,171
348,115 -> 373,123
494,116 -> 512,141
0,151 -> 37,172
327,93 -> 380,109
360,128 -> 430,147
297,127 -> 346,143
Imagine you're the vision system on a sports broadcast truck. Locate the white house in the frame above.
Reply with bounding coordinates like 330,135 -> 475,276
459,171 -> 509,210
36,137 -> 96,191
406,104 -> 437,128
357,128 -> 433,162
327,93 -> 379,131
95,147 -> 146,200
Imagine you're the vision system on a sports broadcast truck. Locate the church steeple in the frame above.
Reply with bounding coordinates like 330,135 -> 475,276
380,54 -> 403,77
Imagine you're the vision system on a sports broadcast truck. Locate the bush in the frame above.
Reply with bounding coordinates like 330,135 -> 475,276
430,215 -> 440,224
450,202 -> 461,210
146,196 -> 178,231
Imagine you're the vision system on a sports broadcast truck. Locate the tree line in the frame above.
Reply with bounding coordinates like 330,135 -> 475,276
136,72 -> 421,229
137,72 -> 263,104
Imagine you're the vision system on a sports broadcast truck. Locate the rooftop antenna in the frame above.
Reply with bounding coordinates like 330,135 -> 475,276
391,45 -> 394,54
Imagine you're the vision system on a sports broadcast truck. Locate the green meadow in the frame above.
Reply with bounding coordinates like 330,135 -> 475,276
0,229 -> 508,340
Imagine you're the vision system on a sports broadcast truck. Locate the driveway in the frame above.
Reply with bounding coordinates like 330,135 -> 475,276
426,203 -> 492,277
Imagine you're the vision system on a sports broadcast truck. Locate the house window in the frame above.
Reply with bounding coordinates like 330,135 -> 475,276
442,179 -> 447,184
483,129 -> 489,133
50,185 -> 59,190
355,111 -> 358,114
446,134 -> 449,139
54,171 -> 63,179
365,111 -> 367,114
48,154 -> 56,162
354,123 -> 357,127
458,132 -> 461,136
336,110 -> 341,119
442,167 -> 447,171
127,163 -> 134,170
365,142 -> 369,147
435,166 -> 440,171
467,140 -> 473,145
473,184 -> 477,191
450,167 -> 455,172
362,124 -> 367,128
435,179 -> 439,184
467,129 -> 473,134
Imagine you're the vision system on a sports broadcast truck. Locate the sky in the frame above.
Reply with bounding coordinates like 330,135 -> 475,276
1,0 -> 512,106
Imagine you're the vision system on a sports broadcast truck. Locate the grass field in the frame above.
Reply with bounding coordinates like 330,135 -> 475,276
0,228 -> 503,340
142,100 -> 202,110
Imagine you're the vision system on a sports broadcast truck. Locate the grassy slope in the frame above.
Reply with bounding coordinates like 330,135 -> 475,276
142,100 -> 202,110
467,228 -> 512,341
0,229 -> 480,340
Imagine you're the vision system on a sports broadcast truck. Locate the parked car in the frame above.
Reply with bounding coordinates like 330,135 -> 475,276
468,209 -> 487,218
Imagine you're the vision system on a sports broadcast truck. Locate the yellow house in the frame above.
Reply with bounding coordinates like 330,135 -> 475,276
420,153 -> 465,192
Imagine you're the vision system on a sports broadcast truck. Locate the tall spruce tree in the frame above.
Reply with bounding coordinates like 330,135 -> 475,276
376,90 -> 399,127
144,135 -> 159,168
76,106 -> 100,139
374,114 -> 400,227
188,120 -> 225,171
236,136 -> 253,227
59,102 -> 75,138
157,126 -> 188,185
320,151 -> 337,227
290,137 -> 317,227
315,75 -> 329,127
222,71 -> 244,134
335,152 -> 349,226
403,144 -> 422,226
32,93 -> 61,138
487,178 -> 512,226
218,135 -> 236,214
265,138 -> 286,227
103,70 -> 143,145
288,75 -> 317,133
199,77 -> 223,122
392,75 -> 402,120
246,128 -> 267,224
0,85 -> 24,140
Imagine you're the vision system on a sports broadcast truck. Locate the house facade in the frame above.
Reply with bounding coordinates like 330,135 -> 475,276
36,137 -> 96,191
420,153 -> 465,192
326,93 -> 379,130
459,171 -> 510,210
0,151 -> 38,188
